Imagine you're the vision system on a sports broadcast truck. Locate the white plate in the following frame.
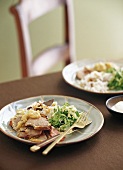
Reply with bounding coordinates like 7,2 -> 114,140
62,59 -> 123,94
0,95 -> 104,145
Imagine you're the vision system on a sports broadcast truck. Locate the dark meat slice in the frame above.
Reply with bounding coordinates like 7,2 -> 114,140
50,126 -> 60,137
27,99 -> 54,111
29,132 -> 48,143
43,99 -> 54,106
25,117 -> 51,130
17,127 -> 43,139
49,126 -> 66,141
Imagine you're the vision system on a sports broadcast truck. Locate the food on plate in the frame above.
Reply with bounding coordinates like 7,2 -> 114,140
9,99 -> 89,142
76,62 -> 123,93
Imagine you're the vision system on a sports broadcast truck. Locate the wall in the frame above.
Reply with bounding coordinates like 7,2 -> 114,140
0,0 -> 123,83
75,0 -> 123,60
0,0 -> 20,82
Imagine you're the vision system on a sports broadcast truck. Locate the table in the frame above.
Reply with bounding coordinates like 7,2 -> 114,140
0,72 -> 123,170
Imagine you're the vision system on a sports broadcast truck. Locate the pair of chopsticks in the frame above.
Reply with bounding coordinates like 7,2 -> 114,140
30,123 -> 75,155
30,125 -> 74,154
30,134 -> 60,152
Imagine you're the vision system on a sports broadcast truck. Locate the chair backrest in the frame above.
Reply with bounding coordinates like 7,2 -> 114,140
10,0 -> 76,77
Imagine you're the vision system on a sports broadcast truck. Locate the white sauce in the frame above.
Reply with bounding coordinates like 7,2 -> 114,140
111,101 -> 123,113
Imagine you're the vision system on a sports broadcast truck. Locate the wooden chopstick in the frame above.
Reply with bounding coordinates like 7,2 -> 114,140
30,134 -> 60,152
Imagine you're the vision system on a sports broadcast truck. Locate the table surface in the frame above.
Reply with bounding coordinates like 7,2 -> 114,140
0,72 -> 123,170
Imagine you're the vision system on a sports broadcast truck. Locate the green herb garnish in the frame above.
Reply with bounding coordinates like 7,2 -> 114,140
107,68 -> 123,90
49,102 -> 81,131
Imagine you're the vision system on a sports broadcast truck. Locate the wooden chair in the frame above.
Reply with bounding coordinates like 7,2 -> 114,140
10,0 -> 76,77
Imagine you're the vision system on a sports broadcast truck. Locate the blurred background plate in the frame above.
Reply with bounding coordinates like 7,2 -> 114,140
62,59 -> 123,94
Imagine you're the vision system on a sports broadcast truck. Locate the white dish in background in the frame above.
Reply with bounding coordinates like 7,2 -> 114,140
0,95 -> 104,145
62,59 -> 123,94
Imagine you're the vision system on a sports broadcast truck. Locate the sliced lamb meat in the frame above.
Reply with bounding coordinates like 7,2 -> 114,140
50,126 -> 60,137
17,127 -> 43,139
9,115 -> 22,130
25,117 -> 51,130
29,132 -> 48,143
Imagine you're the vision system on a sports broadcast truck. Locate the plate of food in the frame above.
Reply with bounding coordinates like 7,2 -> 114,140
0,95 -> 104,146
62,59 -> 123,94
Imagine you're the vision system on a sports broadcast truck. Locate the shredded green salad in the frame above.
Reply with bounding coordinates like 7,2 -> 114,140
106,67 -> 123,90
49,102 -> 81,132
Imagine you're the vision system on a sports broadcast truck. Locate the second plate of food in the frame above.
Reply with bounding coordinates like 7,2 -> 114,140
62,59 -> 123,94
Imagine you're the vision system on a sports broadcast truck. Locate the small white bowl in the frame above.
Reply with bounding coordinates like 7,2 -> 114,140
106,95 -> 123,118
